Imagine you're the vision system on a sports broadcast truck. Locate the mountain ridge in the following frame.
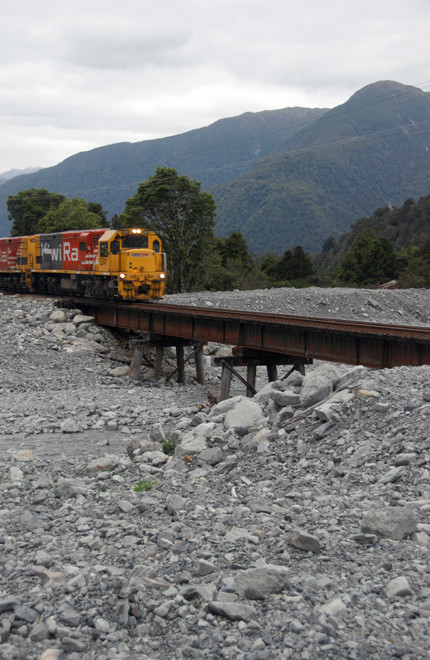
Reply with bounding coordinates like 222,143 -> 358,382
213,81 -> 430,252
0,80 -> 429,254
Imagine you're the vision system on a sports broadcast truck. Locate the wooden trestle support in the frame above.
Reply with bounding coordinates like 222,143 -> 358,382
128,338 -> 312,401
213,347 -> 313,402
128,336 -> 206,385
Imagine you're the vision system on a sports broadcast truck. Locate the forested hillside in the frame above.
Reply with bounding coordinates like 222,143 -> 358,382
0,107 -> 325,238
213,81 -> 430,253
0,81 -> 429,256
313,193 -> 430,275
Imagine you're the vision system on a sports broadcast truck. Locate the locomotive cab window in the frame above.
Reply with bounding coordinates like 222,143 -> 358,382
153,239 -> 160,253
122,235 -> 148,249
99,242 -> 108,258
110,240 -> 120,255
79,242 -> 86,251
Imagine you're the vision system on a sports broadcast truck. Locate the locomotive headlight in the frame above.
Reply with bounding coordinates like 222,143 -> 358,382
160,273 -> 165,279
120,273 -> 126,279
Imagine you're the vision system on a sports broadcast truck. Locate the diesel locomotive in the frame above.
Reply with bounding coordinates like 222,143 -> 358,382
0,227 -> 166,301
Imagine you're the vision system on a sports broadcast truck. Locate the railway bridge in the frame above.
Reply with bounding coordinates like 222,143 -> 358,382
67,299 -> 430,400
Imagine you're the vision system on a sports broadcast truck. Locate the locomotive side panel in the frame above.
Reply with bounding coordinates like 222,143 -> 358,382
39,234 -> 63,270
0,237 -> 22,270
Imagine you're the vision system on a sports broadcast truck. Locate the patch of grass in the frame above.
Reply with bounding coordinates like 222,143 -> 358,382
133,480 -> 156,493
162,438 -> 178,455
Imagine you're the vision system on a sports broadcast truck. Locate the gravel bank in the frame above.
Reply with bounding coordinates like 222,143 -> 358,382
0,289 -> 429,660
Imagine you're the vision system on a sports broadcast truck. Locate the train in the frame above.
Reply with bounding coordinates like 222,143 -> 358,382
0,227 -> 166,302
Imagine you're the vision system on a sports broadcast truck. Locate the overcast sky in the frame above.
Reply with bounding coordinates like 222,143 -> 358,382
1,0 -> 429,173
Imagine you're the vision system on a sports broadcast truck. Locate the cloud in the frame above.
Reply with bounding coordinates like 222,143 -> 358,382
0,0 -> 429,171
63,27 -> 192,70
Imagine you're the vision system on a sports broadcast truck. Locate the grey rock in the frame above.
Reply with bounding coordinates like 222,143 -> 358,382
197,447 -> 224,465
377,465 -> 407,484
386,576 -> 413,598
59,606 -> 81,627
270,390 -> 300,407
53,478 -> 87,498
287,528 -> 322,553
195,559 -> 217,576
361,507 -> 417,540
232,565 -> 290,596
0,597 -> 20,613
319,597 -> 347,617
224,398 -> 265,430
300,373 -> 332,408
207,601 -> 256,621
86,454 -> 120,473
29,622 -> 49,641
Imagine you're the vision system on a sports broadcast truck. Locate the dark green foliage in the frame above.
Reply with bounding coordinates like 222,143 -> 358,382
336,230 -> 397,284
395,242 -> 430,287
119,167 -> 216,293
260,245 -> 314,284
314,193 -> 430,279
8,188 -> 65,235
87,202 -> 108,225
35,198 -> 105,233
206,232 -> 267,291
7,188 -> 107,235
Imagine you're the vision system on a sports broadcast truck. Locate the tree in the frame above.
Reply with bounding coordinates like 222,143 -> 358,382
36,198 -> 105,233
120,167 -> 216,293
337,230 -> 397,285
87,202 -> 108,225
8,188 -> 65,235
396,242 -> 430,287
206,233 -> 267,291
259,253 -> 279,279
271,246 -> 314,281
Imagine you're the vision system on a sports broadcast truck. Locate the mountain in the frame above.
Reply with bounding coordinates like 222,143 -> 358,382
0,107 -> 326,238
313,193 -> 430,275
212,81 -> 430,253
0,167 -> 41,183
0,81 -> 429,255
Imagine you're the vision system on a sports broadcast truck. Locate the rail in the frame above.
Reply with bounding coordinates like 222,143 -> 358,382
66,299 -> 430,369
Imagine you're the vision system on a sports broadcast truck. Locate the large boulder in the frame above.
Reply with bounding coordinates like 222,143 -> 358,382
300,373 -> 332,408
224,398 -> 265,431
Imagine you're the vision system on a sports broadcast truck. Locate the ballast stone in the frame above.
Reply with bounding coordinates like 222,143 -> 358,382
73,314 -> 95,325
49,310 -> 66,322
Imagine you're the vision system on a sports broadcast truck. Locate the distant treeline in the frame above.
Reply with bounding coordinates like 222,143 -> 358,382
7,184 -> 430,292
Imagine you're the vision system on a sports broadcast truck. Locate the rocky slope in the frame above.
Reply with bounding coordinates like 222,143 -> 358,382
0,289 -> 429,660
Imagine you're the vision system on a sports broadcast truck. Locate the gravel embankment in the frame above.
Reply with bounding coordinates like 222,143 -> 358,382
0,288 -> 429,660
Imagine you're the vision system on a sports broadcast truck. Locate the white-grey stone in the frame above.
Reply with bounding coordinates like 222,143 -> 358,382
300,373 -> 333,408
386,576 -> 413,598
232,565 -> 290,596
224,398 -> 265,430
86,454 -> 120,474
361,507 -> 417,540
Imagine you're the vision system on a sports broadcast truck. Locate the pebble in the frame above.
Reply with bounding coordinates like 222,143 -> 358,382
0,289 -> 429,659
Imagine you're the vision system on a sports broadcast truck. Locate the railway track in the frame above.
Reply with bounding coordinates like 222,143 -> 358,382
63,298 -> 430,369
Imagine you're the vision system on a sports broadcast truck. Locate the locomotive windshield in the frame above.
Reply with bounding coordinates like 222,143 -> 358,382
122,235 -> 149,249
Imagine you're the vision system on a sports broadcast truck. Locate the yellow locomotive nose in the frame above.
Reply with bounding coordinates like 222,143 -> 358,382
119,248 -> 166,301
